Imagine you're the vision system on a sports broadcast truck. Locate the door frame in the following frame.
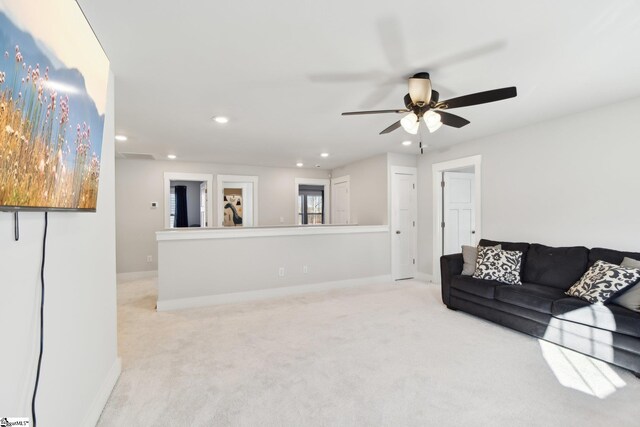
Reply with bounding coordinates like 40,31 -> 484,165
199,182 -> 208,227
294,178 -> 331,224
216,174 -> 259,227
432,155 -> 482,282
163,172 -> 214,229
390,166 -> 418,280
331,175 -> 350,224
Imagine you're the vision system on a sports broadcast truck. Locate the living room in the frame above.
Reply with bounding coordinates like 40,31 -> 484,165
1,0 -> 640,426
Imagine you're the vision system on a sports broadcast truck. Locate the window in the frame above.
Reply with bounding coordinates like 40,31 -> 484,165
298,185 -> 324,225
169,187 -> 176,228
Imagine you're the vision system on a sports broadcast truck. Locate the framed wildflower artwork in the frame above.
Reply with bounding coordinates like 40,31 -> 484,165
0,0 -> 109,211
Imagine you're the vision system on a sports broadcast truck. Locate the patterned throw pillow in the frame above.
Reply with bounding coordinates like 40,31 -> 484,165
472,246 -> 523,285
461,244 -> 501,276
613,257 -> 640,312
566,260 -> 640,304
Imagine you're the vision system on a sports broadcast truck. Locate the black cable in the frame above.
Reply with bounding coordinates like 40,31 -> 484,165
31,211 -> 48,427
14,211 -> 19,241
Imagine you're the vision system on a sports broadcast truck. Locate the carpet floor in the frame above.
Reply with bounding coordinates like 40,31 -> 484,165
98,278 -> 640,426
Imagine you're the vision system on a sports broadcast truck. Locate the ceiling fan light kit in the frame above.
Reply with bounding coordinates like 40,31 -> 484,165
342,72 -> 517,139
408,72 -> 432,106
400,112 -> 420,134
424,111 -> 442,133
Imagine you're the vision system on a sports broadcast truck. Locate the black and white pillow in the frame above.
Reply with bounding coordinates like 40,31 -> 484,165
566,260 -> 640,304
472,246 -> 523,285
613,257 -> 640,312
461,244 -> 501,276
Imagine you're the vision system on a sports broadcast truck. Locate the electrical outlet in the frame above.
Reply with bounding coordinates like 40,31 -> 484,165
147,255 -> 153,262
278,267 -> 285,277
303,265 -> 308,274
280,216 -> 284,223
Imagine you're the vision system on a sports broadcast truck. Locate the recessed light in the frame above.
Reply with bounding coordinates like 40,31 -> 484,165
296,162 -> 304,167
115,135 -> 127,142
402,140 -> 412,146
167,154 -> 177,160
213,116 -> 229,124
320,152 -> 329,158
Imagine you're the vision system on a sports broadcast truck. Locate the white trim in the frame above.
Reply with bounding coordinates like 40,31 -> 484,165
390,166 -> 418,280
216,174 -> 259,227
157,275 -> 393,311
117,270 -> 157,283
294,178 -> 331,224
157,224 -> 388,241
330,175 -> 350,224
163,172 -> 214,229
81,357 -> 121,427
432,155 -> 482,282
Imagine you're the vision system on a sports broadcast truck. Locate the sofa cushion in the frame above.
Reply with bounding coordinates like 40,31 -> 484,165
480,239 -> 530,256
552,297 -> 640,339
495,283 -> 566,314
523,244 -> 589,290
450,275 -> 503,299
589,247 -> 640,267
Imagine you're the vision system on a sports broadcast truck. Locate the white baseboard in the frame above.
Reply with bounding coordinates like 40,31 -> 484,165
414,272 -> 434,283
82,357 -> 121,427
157,275 -> 393,311
117,270 -> 157,283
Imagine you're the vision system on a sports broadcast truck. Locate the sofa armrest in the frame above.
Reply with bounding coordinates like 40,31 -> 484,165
440,253 -> 464,306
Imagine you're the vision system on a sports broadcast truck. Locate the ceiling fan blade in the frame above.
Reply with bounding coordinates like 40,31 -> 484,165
379,120 -> 402,134
441,87 -> 517,110
437,111 -> 470,128
342,109 -> 409,116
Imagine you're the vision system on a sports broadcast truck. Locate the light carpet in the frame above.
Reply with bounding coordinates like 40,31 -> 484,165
98,278 -> 640,426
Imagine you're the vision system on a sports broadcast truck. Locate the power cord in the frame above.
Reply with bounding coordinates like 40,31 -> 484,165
31,212 -> 48,427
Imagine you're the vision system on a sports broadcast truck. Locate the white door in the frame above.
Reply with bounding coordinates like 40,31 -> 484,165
331,177 -> 350,224
443,172 -> 475,255
199,182 -> 208,227
391,168 -> 417,280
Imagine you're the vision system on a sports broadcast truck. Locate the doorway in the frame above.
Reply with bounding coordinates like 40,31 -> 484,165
432,155 -> 482,282
390,166 -> 417,280
164,172 -> 214,229
295,178 -> 331,225
443,171 -> 475,254
331,175 -> 350,225
216,175 -> 258,227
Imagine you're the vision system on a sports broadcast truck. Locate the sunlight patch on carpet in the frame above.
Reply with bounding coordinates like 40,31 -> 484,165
539,340 -> 626,399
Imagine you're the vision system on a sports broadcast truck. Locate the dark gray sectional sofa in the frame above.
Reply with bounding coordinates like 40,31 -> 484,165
440,239 -> 640,376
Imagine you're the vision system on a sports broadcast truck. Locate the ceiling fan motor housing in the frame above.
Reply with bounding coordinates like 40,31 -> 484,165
409,72 -> 432,106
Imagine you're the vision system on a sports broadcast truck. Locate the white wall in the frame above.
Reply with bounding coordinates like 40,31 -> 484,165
418,96 -> 640,276
331,153 -> 388,225
330,152 -> 417,226
157,228 -> 390,309
0,72 -> 118,426
171,180 -> 202,226
115,159 -> 329,273
387,152 -> 418,169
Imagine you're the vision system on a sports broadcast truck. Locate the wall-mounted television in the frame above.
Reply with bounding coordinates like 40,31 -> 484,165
0,0 -> 109,212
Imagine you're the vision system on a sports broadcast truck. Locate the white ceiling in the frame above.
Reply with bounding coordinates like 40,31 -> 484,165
77,0 -> 640,169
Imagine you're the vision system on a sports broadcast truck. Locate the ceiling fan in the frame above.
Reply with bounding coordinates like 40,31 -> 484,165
342,72 -> 517,136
